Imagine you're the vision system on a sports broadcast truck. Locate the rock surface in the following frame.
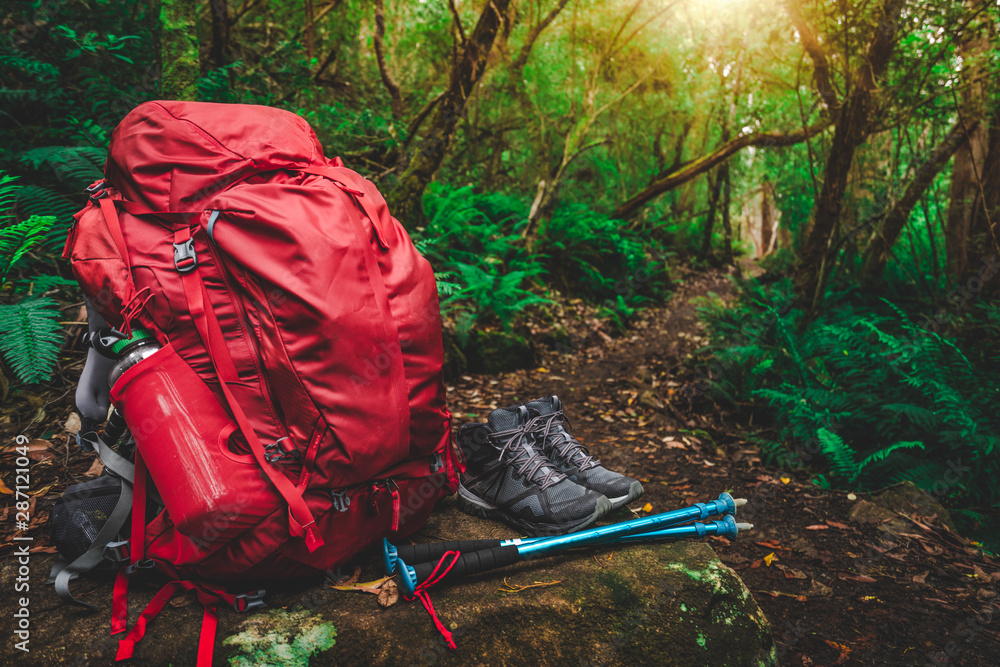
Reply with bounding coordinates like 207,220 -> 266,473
4,498 -> 775,666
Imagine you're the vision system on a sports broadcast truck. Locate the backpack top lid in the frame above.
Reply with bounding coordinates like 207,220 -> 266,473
105,101 -> 326,212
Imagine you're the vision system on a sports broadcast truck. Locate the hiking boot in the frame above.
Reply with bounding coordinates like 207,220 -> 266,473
525,396 -> 644,509
456,405 -> 613,536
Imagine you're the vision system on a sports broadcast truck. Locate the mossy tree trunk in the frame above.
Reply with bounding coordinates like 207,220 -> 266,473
160,0 -> 200,100
386,0 -> 512,228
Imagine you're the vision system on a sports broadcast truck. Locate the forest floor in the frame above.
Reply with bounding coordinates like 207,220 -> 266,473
3,266 -> 999,666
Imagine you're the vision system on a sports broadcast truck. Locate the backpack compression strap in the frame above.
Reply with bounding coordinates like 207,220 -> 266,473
94,195 -> 322,552
173,224 -> 323,551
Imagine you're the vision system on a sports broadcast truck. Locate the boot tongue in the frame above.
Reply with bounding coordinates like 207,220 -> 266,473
525,396 -> 561,416
487,405 -> 528,432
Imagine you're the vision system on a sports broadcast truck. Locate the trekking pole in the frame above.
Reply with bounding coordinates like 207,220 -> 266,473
384,492 -> 744,575
395,494 -> 749,594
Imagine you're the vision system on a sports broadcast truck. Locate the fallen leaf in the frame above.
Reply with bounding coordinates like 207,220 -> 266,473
0,478 -> 12,495
84,458 -> 104,477
64,412 -> 82,435
763,552 -> 776,566
805,524 -> 830,531
330,576 -> 393,594
26,439 -> 56,462
756,540 -> 786,550
377,579 -> 399,607
29,545 -> 58,554
641,502 -> 653,513
328,566 -> 362,586
825,520 -> 850,529
30,484 -> 53,497
780,477 -> 790,484
912,571 -> 929,584
838,573 -> 877,583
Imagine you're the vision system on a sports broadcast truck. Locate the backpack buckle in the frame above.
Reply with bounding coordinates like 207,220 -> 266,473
125,558 -> 156,575
233,589 -> 266,612
173,238 -> 198,273
86,180 -> 109,200
430,453 -> 444,473
103,540 -> 130,565
330,490 -> 351,512
264,437 -> 299,464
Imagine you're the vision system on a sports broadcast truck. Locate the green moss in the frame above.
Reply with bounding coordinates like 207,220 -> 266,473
223,609 -> 337,667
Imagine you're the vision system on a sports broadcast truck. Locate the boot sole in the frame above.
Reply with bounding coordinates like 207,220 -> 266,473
456,485 -> 613,537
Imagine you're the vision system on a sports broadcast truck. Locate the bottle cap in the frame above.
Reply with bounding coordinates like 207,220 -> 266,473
110,328 -> 154,356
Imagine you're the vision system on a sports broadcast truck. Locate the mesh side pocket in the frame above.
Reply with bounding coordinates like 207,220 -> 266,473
49,475 -> 124,562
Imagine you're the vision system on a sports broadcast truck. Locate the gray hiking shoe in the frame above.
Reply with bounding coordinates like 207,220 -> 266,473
456,405 -> 613,536
525,396 -> 644,509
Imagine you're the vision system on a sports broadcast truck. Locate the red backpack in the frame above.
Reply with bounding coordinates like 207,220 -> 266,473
60,101 -> 459,663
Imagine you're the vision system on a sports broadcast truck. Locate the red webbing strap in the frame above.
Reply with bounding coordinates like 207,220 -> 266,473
197,604 -> 218,667
174,227 -> 322,552
98,197 -> 134,283
115,582 -> 181,661
111,567 -> 129,635
390,484 -> 401,532
130,449 -> 148,563
300,166 -> 388,249
405,551 -> 461,650
174,228 -> 240,383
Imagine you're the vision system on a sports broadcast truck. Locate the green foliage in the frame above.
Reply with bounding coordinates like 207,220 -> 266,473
448,260 -> 550,342
0,172 -> 68,385
0,215 -> 56,281
0,297 -> 64,384
698,278 -> 1000,542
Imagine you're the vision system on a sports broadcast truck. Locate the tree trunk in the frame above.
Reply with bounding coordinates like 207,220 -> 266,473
612,120 -> 830,220
794,0 -> 903,312
700,170 -> 723,259
761,180 -> 775,255
305,0 -> 315,61
386,0 -> 512,227
861,120 -> 974,284
721,165 -> 735,266
160,0 -> 200,100
209,0 -> 230,70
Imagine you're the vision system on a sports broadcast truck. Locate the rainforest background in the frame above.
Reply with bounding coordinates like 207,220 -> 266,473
1,0 -> 998,554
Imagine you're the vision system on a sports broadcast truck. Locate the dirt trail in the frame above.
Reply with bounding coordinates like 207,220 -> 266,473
445,267 -> 1000,667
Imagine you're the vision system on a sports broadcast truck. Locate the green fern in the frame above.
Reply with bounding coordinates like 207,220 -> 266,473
1,215 -> 56,282
0,297 -> 64,384
15,185 -> 80,249
18,146 -> 105,188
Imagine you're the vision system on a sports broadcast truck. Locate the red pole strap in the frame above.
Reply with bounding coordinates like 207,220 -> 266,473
197,604 -> 218,667
174,226 -> 322,552
405,551 -> 462,651
115,582 -> 181,661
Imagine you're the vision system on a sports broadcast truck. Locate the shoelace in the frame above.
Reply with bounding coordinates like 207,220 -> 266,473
527,411 -> 600,472
489,424 -> 566,490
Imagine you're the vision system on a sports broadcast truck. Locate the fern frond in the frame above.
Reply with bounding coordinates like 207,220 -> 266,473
17,146 -> 105,188
0,215 -> 56,281
0,172 -> 19,224
15,185 -> 80,249
853,440 -> 925,483
0,297 -> 64,384
817,428 -> 858,480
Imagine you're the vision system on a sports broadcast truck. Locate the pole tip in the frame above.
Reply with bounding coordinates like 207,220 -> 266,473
734,498 -> 748,507
736,522 -> 753,531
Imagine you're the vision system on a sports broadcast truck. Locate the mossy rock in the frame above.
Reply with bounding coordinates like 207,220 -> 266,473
9,500 -> 774,666
463,330 -> 535,374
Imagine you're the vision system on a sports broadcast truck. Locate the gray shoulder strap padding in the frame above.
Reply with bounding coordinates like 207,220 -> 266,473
49,481 -> 133,611
94,434 -> 135,484
76,297 -> 113,422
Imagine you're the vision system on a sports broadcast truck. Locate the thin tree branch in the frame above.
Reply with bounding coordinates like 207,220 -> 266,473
374,0 -> 403,119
